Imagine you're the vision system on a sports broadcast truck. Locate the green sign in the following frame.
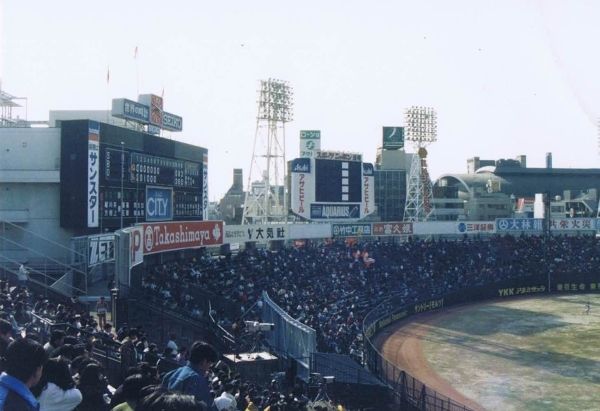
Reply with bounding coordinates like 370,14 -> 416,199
300,130 -> 321,139
382,127 -> 404,149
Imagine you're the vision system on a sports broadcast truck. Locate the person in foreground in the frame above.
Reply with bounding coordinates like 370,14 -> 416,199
32,357 -> 82,411
0,338 -> 48,411
162,341 -> 218,407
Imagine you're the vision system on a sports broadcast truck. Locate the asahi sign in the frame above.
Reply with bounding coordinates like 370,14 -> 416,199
141,221 -> 223,254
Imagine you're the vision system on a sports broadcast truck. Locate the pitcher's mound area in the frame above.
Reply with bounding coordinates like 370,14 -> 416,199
376,294 -> 600,411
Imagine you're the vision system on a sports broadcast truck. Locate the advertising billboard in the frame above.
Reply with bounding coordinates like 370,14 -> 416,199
382,127 -> 404,150
224,224 -> 288,243
299,130 -> 321,158
141,220 -> 223,255
87,122 -> 100,228
362,163 -> 376,217
146,186 -> 173,221
372,222 -> 413,236
332,223 -> 372,237
290,158 -> 314,220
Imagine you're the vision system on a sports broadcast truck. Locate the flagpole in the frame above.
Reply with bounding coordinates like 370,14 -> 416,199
134,46 -> 139,97
106,65 -> 110,124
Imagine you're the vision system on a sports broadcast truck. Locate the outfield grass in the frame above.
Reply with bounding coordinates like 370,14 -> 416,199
421,294 -> 600,411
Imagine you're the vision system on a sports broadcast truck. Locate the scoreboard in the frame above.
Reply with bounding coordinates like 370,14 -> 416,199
60,120 -> 207,230
289,151 -> 376,221
315,159 -> 362,203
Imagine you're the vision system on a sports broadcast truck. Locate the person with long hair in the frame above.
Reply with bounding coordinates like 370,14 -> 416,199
32,357 -> 82,411
75,363 -> 110,411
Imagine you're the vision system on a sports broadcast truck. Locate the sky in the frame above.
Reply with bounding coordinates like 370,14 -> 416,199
2,0 -> 600,201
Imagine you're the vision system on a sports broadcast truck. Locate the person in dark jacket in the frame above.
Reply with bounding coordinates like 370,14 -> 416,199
75,363 -> 110,411
0,338 -> 47,411
161,341 -> 218,407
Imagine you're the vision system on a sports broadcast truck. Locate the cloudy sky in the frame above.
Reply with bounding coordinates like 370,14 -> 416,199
2,0 -> 599,200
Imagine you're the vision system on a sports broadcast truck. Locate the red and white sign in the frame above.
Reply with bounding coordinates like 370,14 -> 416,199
372,222 -> 413,236
141,220 -> 223,254
127,226 -> 144,268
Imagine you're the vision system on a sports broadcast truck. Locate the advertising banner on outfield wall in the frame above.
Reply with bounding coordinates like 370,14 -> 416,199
224,224 -> 288,243
288,223 -> 332,239
549,218 -> 595,231
332,223 -> 372,237
372,222 -> 413,236
140,220 -> 223,255
495,218 -> 543,232
413,222 -> 456,235
456,221 -> 495,234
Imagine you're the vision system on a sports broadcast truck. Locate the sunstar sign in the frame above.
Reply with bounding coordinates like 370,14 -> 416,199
111,94 -> 183,134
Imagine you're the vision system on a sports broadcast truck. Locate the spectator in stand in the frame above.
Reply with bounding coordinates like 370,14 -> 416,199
162,341 -> 218,407
119,329 -> 138,379
214,382 -> 237,411
0,338 -> 47,411
18,264 -> 30,288
136,388 -> 207,411
43,330 -> 65,355
176,346 -> 188,365
110,373 -> 145,411
75,363 -> 111,411
96,297 -> 109,329
166,333 -> 178,353
143,343 -> 160,366
32,357 -> 82,411
0,319 -> 14,360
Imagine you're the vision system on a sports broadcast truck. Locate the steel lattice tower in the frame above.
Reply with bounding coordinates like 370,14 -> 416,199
403,106 -> 438,222
242,79 -> 294,224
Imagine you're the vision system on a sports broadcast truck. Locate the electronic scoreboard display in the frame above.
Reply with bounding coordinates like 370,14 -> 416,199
315,159 -> 362,203
60,120 -> 207,231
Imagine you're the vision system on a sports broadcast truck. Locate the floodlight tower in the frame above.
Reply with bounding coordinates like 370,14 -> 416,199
242,79 -> 294,224
403,106 -> 438,222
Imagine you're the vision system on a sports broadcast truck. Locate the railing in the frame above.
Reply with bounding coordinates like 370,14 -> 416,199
0,220 -> 87,296
362,270 -> 600,411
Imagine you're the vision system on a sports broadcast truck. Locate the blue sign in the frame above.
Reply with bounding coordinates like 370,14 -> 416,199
382,127 -> 404,149
146,186 -> 173,221
311,204 -> 360,219
332,224 -> 372,237
363,163 -> 374,176
120,99 -> 150,123
495,218 -> 543,232
291,158 -> 311,173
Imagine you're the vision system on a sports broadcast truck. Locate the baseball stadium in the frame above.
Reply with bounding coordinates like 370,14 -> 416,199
4,93 -> 600,410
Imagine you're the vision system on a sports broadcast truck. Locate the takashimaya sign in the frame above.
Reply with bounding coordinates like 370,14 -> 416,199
141,221 -> 223,254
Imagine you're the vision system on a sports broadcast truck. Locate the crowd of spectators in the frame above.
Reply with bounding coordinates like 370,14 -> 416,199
2,234 -> 598,410
0,274 -> 343,410
140,234 -> 600,362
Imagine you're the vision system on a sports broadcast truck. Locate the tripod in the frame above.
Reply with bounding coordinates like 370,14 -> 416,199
313,382 -> 332,402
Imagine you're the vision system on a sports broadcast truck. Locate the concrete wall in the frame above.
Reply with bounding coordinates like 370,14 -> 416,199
0,127 -> 76,262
